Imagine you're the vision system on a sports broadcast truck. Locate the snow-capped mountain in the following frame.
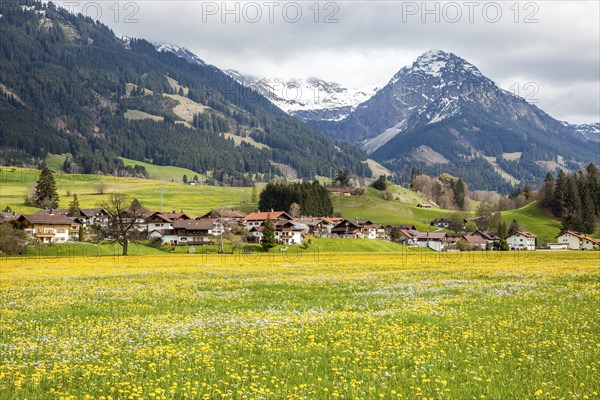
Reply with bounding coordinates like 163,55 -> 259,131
312,50 -> 597,191
563,122 -> 600,142
153,43 -> 206,66
225,70 -> 377,122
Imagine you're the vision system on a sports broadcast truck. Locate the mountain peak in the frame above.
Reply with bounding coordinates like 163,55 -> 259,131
401,49 -> 483,79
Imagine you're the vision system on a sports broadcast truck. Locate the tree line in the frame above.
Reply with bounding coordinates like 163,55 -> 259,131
539,163 -> 599,234
258,181 -> 333,217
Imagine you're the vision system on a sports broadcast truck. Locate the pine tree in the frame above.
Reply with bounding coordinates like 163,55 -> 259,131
453,179 -> 466,210
497,219 -> 508,239
68,194 -> 80,217
261,218 -> 276,252
540,172 -> 555,209
552,170 -> 568,217
78,225 -> 85,242
581,186 -> 596,234
33,166 -> 59,208
182,174 -> 188,184
508,219 -> 521,237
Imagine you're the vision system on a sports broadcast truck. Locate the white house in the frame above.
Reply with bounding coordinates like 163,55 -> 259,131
275,221 -> 305,245
507,231 -> 537,250
415,232 -> 447,251
556,231 -> 600,250
79,208 -> 109,229
153,219 -> 222,246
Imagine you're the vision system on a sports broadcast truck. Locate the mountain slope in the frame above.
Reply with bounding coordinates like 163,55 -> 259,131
0,0 -> 371,181
313,50 -> 598,192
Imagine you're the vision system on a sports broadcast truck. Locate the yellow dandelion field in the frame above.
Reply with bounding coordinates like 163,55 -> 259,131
0,251 -> 599,399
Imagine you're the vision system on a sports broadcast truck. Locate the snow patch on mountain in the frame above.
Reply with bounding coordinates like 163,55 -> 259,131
225,70 -> 378,121
562,121 -> 600,142
153,42 -> 206,66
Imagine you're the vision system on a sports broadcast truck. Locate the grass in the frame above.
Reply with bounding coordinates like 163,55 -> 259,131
332,188 -> 459,230
501,201 -> 562,245
0,252 -> 598,399
0,167 -> 252,216
44,154 -> 67,172
123,109 -> 164,122
119,157 -> 206,182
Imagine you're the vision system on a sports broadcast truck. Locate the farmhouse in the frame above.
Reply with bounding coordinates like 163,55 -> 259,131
275,221 -> 306,245
463,235 -> 487,250
78,208 -> 109,229
293,217 -> 331,237
415,232 -> 447,251
330,219 -> 383,239
17,214 -> 80,243
470,230 -> 501,247
556,231 -> 600,250
507,231 -> 537,250
242,211 -> 293,229
153,219 -> 224,246
146,211 -> 191,233
396,229 -> 419,246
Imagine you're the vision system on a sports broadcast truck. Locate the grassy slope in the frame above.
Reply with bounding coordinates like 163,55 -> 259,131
333,188 -> 562,244
0,167 -> 252,216
501,201 -> 562,245
119,157 -> 207,182
332,188 -> 455,231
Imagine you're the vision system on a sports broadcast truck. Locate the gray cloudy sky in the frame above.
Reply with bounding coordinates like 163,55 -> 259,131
59,1 -> 599,123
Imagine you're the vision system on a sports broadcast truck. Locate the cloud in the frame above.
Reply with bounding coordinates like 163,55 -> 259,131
56,1 -> 599,123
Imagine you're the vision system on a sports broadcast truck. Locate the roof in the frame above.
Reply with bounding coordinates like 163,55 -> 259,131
558,231 -> 600,244
0,212 -> 20,222
79,208 -> 106,217
475,231 -> 501,241
464,235 -> 486,244
510,231 -> 537,238
415,232 -> 447,240
35,208 -> 68,215
399,229 -> 419,239
146,212 -> 174,223
173,219 -> 218,231
243,211 -> 293,221
276,221 -> 306,231
199,209 -> 247,219
18,214 -> 74,225
293,218 -> 323,227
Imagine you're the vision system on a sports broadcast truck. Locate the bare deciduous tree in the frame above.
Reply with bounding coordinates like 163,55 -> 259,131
99,193 -> 146,255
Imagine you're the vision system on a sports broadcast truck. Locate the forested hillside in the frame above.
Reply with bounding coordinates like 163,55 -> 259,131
0,0 -> 371,182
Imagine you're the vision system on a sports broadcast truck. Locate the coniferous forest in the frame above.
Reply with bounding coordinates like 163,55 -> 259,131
539,163 -> 600,234
258,181 -> 334,217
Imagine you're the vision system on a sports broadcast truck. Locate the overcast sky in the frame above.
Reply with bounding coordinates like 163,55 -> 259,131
57,1 -> 599,123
